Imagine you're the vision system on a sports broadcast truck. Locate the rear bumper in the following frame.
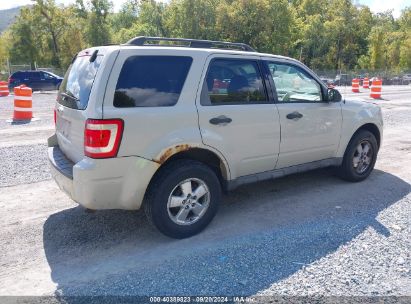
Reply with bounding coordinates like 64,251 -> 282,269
48,137 -> 159,210
48,146 -> 75,198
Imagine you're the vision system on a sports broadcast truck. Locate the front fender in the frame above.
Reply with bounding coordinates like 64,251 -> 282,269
336,100 -> 383,157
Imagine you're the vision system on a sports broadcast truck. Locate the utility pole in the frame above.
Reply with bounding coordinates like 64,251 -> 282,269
7,58 -> 10,77
299,46 -> 303,62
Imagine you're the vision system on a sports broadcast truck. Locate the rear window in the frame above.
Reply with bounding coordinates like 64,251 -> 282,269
57,55 -> 102,110
12,71 -> 24,78
114,56 -> 192,107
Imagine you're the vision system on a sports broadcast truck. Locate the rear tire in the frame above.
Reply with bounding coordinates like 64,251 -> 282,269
144,159 -> 221,239
337,130 -> 378,182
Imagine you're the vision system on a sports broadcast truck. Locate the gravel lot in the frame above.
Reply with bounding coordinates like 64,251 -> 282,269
0,144 -> 50,187
0,86 -> 410,299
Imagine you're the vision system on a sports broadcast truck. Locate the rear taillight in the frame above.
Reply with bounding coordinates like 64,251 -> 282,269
84,119 -> 124,158
54,109 -> 57,125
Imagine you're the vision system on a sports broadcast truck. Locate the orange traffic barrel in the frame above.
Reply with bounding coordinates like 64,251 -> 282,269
13,85 -> 33,120
0,81 -> 9,96
352,78 -> 360,93
370,79 -> 382,99
363,77 -> 369,89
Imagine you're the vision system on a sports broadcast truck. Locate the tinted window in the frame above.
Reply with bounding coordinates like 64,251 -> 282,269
57,55 -> 102,110
201,58 -> 267,105
267,62 -> 322,102
12,71 -> 23,78
114,56 -> 192,107
28,72 -> 40,79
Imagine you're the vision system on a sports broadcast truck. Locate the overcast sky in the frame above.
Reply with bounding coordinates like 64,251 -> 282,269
0,0 -> 409,18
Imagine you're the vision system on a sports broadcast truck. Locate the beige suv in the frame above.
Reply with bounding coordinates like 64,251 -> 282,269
48,37 -> 383,238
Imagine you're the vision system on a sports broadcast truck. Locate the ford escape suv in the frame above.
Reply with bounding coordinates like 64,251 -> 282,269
48,37 -> 383,239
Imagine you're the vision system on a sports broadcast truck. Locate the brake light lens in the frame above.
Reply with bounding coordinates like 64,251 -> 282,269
84,119 -> 124,158
54,109 -> 57,125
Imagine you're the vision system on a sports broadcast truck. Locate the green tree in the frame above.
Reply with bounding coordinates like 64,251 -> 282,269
0,31 -> 11,64
2,0 -> 410,74
399,33 -> 411,70
85,0 -> 113,46
111,0 -> 165,44
58,5 -> 88,68
164,0 -> 218,40
8,7 -> 40,68
32,0 -> 71,67
398,7 -> 411,70
215,0 -> 295,53
368,27 -> 385,70
111,0 -> 139,33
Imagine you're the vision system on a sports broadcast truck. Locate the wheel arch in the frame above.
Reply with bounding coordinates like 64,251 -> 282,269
148,146 -> 230,191
353,123 -> 381,148
337,122 -> 380,182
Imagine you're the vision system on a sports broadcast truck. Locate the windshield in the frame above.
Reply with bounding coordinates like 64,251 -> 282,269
57,55 -> 102,110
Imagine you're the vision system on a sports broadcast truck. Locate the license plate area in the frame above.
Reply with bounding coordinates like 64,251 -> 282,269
57,116 -> 72,139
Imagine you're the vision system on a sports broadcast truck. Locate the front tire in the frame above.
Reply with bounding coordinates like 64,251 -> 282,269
144,160 -> 221,239
337,130 -> 378,182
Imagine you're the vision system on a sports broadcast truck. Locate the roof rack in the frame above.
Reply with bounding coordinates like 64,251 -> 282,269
124,36 -> 256,52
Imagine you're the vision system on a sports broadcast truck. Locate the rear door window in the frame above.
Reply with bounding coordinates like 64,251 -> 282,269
57,55 -> 102,110
201,58 -> 268,105
29,72 -> 40,79
114,56 -> 192,107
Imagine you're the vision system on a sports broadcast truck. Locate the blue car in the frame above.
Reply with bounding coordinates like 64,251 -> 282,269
8,70 -> 63,91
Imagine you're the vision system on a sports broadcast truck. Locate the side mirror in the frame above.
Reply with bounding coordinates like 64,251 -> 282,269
327,88 -> 342,102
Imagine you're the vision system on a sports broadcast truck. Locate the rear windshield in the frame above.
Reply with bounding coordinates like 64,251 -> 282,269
12,71 -> 24,78
57,55 -> 102,110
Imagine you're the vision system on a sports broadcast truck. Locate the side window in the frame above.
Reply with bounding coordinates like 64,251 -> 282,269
267,62 -> 322,102
114,56 -> 192,107
43,72 -> 54,79
29,72 -> 40,79
201,58 -> 267,105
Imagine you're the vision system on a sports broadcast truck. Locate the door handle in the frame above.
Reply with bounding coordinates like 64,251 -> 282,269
209,115 -> 232,125
286,111 -> 303,120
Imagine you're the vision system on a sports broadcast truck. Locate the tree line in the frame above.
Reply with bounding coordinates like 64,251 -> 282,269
0,0 -> 410,74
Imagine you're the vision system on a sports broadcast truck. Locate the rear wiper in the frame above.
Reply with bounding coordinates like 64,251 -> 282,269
61,92 -> 79,102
